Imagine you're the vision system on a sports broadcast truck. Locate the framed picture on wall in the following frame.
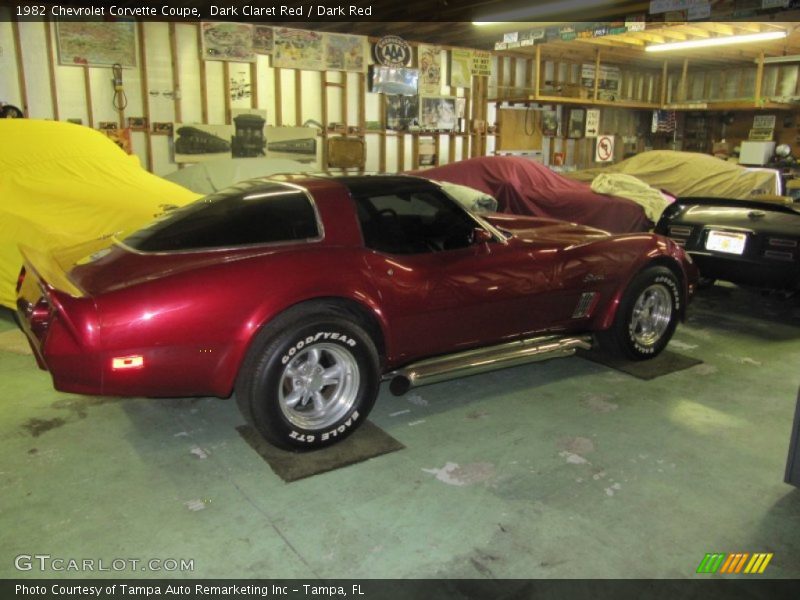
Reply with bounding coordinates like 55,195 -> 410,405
201,22 -> 256,63
385,95 -> 419,131
567,109 -> 585,139
56,21 -> 137,67
420,97 -> 456,131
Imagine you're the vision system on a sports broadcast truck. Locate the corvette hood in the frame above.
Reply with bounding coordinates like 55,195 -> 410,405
485,213 -> 611,246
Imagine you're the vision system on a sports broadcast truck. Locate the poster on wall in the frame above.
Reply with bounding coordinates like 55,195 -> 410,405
471,50 -> 492,77
174,123 -> 233,163
421,97 -> 456,131
567,109 -> 585,138
369,66 -> 419,95
252,25 -> 274,54
101,128 -> 132,154
266,126 -> 320,166
325,33 -> 368,72
56,21 -> 137,67
273,28 -> 325,70
581,63 -> 620,98
201,22 -> 256,63
385,95 -> 419,131
418,45 -> 442,96
450,49 -> 472,88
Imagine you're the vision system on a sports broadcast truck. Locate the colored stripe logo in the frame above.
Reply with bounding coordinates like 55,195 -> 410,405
696,553 -> 773,574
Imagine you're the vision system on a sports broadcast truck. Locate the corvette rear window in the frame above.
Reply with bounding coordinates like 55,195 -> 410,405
123,181 -> 319,252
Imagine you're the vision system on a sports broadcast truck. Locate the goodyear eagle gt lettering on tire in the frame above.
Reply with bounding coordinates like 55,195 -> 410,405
236,307 -> 379,450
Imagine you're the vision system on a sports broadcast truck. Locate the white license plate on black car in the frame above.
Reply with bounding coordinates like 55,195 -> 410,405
706,230 -> 747,255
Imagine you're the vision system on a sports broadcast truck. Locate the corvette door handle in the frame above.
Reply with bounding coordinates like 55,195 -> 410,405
747,210 -> 766,220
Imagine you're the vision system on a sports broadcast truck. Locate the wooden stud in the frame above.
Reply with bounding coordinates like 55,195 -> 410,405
223,62 -> 232,124
398,134 -> 405,172
137,21 -> 153,172
168,22 -> 182,123
250,62 -> 259,109
679,58 -> 689,102
497,56 -> 505,100
509,57 -> 517,96
593,48 -> 601,101
534,45 -> 541,98
321,70 -> 328,131
412,132 -> 420,169
274,67 -> 282,125
44,19 -> 59,120
10,17 -> 29,116
295,69 -> 302,126
196,25 -> 208,123
754,51 -> 765,107
378,93 -> 386,173
660,60 -> 668,106
83,66 -> 94,128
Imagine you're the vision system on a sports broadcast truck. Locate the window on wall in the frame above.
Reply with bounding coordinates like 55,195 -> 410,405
352,188 -> 478,255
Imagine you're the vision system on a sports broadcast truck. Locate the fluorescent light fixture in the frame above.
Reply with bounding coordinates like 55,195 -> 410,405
760,54 -> 800,64
646,31 -> 786,52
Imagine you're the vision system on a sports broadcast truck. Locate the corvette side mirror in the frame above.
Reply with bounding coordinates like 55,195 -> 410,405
472,228 -> 493,244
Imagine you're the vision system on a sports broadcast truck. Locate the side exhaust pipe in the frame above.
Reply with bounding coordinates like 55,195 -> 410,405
388,334 -> 592,396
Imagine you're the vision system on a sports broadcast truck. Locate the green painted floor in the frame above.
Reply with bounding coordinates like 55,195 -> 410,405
1,283 -> 798,580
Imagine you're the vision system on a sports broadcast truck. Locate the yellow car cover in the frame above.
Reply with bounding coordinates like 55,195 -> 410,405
0,120 -> 199,308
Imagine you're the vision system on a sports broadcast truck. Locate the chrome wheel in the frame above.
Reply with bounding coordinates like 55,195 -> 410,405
629,284 -> 673,349
278,343 -> 359,430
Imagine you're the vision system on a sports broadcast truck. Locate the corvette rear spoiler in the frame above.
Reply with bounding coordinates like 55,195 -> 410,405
18,244 -> 86,298
670,196 -> 800,215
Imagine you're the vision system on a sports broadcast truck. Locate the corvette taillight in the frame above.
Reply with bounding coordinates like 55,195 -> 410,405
16,267 -> 26,293
29,296 -> 52,340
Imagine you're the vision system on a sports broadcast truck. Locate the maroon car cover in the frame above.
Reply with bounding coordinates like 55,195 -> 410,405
414,156 -> 651,234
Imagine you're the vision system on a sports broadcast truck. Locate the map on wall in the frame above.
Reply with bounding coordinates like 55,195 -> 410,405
56,21 -> 137,67
273,28 -> 325,71
201,22 -> 256,62
325,33 -> 368,72
252,25 -> 274,55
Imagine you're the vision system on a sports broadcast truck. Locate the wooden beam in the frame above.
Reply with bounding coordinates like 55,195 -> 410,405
250,62 -> 259,109
534,45 -> 540,98
294,69 -> 302,126
10,17 -> 29,116
44,19 -> 59,120
274,67 -> 282,125
196,25 -> 208,123
754,51 -> 765,107
223,62 -> 231,124
168,22 -> 182,123
137,21 -> 153,172
679,58 -> 689,102
83,66 -> 94,128
593,48 -> 601,101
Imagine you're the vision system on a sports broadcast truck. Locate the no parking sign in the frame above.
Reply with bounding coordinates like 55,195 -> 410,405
595,135 -> 614,162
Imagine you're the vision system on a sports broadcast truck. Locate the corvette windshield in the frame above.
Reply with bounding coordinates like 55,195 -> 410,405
122,180 -> 319,252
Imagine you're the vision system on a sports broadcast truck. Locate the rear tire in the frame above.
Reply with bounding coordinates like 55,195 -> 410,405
236,308 -> 380,451
598,266 -> 681,361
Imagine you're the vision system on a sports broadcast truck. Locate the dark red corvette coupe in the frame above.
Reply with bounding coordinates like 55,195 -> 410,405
17,175 -> 697,449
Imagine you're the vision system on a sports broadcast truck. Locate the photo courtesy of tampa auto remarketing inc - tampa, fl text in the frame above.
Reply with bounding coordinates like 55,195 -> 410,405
1,0 -> 800,598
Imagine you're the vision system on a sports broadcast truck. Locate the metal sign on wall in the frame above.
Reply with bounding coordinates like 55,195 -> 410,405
585,109 -> 600,137
595,135 -> 615,162
373,35 -> 412,67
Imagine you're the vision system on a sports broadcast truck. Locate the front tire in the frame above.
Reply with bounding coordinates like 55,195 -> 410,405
236,311 -> 380,451
598,266 -> 681,361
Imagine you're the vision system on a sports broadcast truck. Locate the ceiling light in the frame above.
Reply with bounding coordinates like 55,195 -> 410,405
646,31 -> 786,52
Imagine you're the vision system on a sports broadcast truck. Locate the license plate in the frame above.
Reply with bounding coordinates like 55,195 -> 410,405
706,230 -> 747,255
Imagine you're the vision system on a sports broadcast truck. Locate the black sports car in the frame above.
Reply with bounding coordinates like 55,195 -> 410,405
655,197 -> 799,290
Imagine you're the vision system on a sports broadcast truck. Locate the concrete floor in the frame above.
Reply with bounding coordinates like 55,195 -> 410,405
1,283 -> 799,580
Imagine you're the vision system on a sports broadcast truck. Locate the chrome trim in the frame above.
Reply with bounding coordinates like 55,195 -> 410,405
388,334 -> 592,395
768,238 -> 798,248
764,250 -> 794,262
668,225 -> 693,238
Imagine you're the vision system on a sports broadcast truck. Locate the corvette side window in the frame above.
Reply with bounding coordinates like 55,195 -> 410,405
354,189 -> 477,255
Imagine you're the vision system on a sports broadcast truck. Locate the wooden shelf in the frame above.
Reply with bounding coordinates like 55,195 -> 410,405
665,100 -> 799,111
492,95 -> 799,112
492,95 -> 659,110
